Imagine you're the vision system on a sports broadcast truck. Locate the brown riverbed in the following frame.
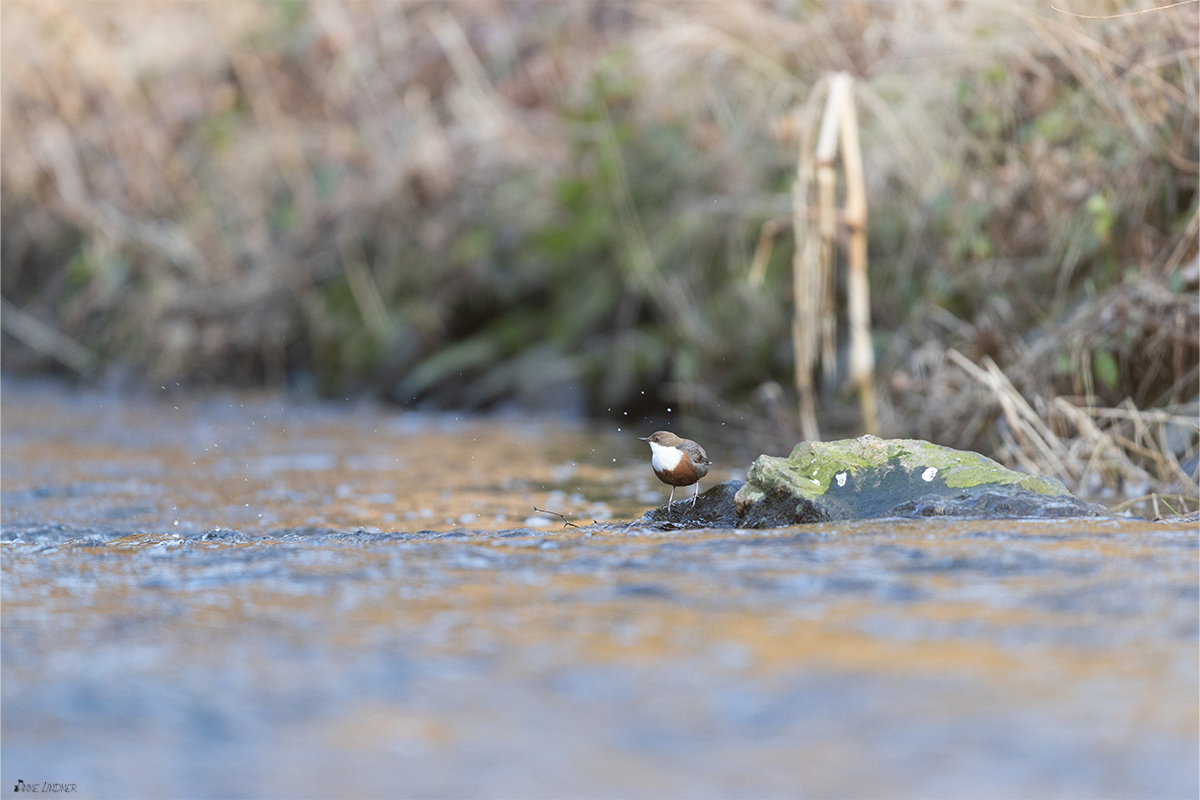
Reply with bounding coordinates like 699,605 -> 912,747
2,381 -> 1197,798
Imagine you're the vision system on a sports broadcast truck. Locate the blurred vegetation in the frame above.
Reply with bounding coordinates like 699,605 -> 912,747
1,1 -> 1196,497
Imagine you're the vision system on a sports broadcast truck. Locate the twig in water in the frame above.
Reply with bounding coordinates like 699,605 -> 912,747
532,507 -> 579,529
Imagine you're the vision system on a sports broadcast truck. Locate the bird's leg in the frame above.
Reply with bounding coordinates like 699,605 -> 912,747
667,485 -> 676,510
690,483 -> 701,507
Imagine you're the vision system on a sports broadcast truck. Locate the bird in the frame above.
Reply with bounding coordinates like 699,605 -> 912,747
639,431 -> 712,514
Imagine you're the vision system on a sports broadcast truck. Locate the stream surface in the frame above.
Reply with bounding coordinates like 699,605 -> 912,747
2,380 -> 1197,799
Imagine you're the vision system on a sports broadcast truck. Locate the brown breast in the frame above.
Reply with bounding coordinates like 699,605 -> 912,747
653,454 -> 710,487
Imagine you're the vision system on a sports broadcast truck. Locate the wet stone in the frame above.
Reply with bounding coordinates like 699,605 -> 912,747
889,486 -> 1112,519
638,479 -> 744,527
735,435 -> 1112,526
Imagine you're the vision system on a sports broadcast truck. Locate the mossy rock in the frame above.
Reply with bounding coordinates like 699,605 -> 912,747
732,435 -> 1108,527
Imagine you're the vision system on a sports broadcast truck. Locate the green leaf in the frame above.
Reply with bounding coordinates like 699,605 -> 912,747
1092,348 -> 1119,391
1086,193 -> 1112,244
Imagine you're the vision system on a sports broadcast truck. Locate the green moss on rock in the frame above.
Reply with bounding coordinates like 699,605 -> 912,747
771,435 -> 1071,496
734,435 -> 1101,527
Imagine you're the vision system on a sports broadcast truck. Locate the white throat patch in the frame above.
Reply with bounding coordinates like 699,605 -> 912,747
648,441 -> 683,472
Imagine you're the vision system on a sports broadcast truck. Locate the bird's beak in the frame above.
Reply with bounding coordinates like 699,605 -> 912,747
638,436 -> 649,441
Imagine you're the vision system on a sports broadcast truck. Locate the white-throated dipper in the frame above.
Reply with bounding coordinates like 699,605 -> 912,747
639,431 -> 712,512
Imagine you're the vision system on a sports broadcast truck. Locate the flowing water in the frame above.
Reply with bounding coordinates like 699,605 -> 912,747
2,381 -> 1197,798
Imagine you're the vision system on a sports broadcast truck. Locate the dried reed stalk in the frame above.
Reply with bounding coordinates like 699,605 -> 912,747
790,79 -> 826,441
789,72 -> 877,440
0,298 -> 98,376
837,75 -> 876,437
747,214 -> 790,290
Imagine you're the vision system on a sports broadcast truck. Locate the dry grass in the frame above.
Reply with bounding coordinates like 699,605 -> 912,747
1,1 -> 1196,502
895,248 -> 1199,505
947,344 -> 1198,505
